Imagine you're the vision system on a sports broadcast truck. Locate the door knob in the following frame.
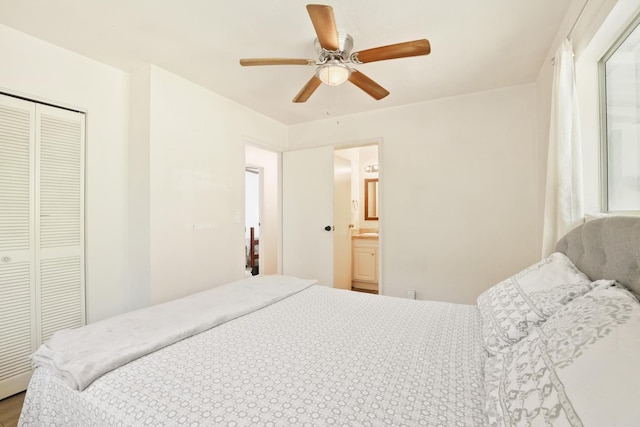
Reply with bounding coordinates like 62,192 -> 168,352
324,225 -> 334,231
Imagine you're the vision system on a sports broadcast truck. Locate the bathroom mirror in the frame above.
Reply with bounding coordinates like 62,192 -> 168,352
364,178 -> 378,220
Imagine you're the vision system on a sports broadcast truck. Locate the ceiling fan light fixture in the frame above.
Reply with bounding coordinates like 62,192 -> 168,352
316,61 -> 351,86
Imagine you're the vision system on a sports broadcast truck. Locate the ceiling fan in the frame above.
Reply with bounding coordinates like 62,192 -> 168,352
239,4 -> 431,103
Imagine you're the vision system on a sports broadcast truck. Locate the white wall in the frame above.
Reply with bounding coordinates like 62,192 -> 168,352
0,24 -> 130,322
289,84 -> 540,304
128,66 -> 151,310
130,66 -> 287,305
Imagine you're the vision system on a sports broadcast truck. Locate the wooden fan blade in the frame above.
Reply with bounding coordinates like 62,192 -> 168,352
240,58 -> 316,66
352,39 -> 431,64
293,76 -> 322,103
306,4 -> 339,51
348,70 -> 389,100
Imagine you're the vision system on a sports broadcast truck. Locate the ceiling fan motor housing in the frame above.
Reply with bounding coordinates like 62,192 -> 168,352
315,32 -> 353,63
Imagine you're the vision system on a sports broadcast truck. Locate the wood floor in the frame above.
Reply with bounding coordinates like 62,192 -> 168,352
0,392 -> 25,427
351,287 -> 378,294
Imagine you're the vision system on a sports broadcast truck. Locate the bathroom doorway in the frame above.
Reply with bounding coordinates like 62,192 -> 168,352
281,142 -> 380,289
334,144 -> 380,293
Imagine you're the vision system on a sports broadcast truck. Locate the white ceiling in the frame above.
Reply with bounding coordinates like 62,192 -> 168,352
0,0 -> 572,125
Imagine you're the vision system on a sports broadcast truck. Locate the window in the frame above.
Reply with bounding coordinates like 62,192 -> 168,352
600,14 -> 640,212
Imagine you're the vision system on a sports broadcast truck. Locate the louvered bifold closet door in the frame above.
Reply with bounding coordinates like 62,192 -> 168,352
0,94 -> 37,399
35,105 -> 85,344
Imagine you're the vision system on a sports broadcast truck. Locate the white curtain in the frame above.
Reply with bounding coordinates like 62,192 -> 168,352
542,39 -> 583,256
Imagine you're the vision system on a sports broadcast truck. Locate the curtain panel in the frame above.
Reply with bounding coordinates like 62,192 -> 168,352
542,39 -> 584,257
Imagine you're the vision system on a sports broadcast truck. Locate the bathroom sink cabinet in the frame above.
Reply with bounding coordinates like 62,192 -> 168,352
352,238 -> 378,287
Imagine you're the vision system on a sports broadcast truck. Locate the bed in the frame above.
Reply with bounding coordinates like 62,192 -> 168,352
18,216 -> 640,426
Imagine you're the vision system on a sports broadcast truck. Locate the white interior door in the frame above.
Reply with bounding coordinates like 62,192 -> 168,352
283,146 -> 334,286
333,154 -> 352,290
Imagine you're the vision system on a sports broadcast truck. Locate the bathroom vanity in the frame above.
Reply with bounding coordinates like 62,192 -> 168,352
351,231 -> 379,293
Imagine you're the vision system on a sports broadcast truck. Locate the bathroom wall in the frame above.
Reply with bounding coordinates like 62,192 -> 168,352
335,145 -> 380,232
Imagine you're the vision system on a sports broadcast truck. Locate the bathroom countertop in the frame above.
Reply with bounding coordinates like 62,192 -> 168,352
352,232 -> 379,240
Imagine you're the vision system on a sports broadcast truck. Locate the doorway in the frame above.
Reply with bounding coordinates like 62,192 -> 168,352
245,144 -> 279,276
245,167 -> 260,276
281,142 -> 380,290
334,144 -> 380,293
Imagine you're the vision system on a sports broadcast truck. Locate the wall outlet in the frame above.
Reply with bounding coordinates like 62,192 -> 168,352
407,289 -> 416,300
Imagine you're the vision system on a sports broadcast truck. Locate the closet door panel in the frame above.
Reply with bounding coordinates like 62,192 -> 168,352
36,105 -> 85,345
0,96 -> 34,253
38,109 -> 82,249
0,94 -> 36,398
40,256 -> 82,342
0,262 -> 32,382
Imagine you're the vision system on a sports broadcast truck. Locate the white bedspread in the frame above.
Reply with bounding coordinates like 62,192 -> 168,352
31,275 -> 315,391
21,284 -> 486,426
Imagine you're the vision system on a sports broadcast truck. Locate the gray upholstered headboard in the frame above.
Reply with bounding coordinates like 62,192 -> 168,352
556,216 -> 640,295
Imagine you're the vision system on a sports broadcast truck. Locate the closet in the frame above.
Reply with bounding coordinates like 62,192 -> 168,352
0,93 -> 85,399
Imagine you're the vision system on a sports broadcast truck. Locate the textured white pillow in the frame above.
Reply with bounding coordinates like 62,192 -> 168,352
484,284 -> 640,426
477,252 -> 592,353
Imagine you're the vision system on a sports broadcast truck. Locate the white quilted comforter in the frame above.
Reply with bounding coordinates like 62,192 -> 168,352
20,284 -> 486,426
